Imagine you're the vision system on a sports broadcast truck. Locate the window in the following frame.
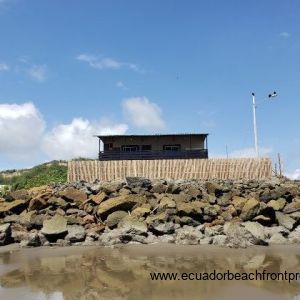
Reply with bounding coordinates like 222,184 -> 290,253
121,145 -> 139,152
141,145 -> 152,151
163,144 -> 181,151
104,143 -> 113,151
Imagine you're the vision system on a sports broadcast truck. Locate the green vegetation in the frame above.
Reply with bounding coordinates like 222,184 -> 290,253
0,162 -> 67,192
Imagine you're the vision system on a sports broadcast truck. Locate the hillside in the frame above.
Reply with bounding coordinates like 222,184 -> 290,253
0,161 -> 67,192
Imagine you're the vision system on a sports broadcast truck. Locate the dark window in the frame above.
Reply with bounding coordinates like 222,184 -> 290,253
121,145 -> 139,152
104,143 -> 113,151
141,145 -> 152,151
163,144 -> 181,151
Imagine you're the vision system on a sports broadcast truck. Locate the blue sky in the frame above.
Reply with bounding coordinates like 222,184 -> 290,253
0,0 -> 299,178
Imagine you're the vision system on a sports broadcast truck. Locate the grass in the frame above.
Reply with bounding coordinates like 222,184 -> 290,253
0,162 -> 67,192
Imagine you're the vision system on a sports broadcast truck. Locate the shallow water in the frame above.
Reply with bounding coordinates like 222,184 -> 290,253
0,244 -> 300,300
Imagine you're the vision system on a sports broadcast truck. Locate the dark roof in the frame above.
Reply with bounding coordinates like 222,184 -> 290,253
96,133 -> 208,139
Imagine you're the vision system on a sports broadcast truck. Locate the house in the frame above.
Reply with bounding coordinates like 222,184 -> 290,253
96,133 -> 208,160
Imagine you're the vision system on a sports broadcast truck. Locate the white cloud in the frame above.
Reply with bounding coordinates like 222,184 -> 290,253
42,118 -> 128,160
279,32 -> 291,38
122,97 -> 166,131
0,102 -> 46,159
0,63 -> 9,71
285,169 -> 300,180
28,64 -> 47,82
76,53 -> 142,72
116,81 -> 128,90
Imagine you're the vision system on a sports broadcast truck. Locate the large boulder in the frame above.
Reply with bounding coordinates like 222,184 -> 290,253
60,187 -> 87,205
267,199 -> 286,211
176,201 -> 203,217
0,200 -> 27,216
283,198 -> 300,214
97,194 -> 145,219
100,181 -> 124,194
41,215 -> 68,239
275,211 -> 296,230
231,196 -> 247,213
106,211 -> 128,228
242,221 -> 266,241
150,222 -> 175,235
240,198 -> 260,221
65,225 -> 86,242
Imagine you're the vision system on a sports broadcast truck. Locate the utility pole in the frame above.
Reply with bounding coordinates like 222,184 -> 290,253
251,92 -> 259,157
251,91 -> 277,158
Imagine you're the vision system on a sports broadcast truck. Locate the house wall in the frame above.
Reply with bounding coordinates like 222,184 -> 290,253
101,135 -> 206,151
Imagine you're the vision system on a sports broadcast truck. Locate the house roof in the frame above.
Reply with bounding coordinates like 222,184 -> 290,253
96,133 -> 208,139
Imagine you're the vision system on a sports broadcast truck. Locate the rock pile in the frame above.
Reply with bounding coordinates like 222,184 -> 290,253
0,177 -> 300,248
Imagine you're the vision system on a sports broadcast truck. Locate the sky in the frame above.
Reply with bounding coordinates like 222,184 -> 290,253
0,0 -> 299,178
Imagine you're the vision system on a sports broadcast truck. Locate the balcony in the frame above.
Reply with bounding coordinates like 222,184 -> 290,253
98,149 -> 208,161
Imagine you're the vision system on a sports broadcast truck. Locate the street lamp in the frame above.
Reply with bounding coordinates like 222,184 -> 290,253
251,91 -> 277,157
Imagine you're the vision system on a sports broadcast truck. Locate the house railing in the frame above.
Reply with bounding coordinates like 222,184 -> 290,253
98,149 -> 208,161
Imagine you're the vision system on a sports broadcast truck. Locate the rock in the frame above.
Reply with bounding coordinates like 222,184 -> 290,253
283,198 -> 300,214
231,196 -> 247,213
242,222 -> 265,241
217,192 -> 233,206
41,215 -> 68,239
275,211 -> 296,230
200,236 -> 212,245
264,226 -> 290,238
158,196 -> 176,209
151,180 -> 167,194
6,189 -> 30,201
66,208 -> 86,216
101,181 -> 124,194
157,234 -> 175,243
289,211 -> 300,221
179,216 -> 200,226
106,211 -> 128,229
81,215 -> 95,225
65,225 -> 86,242
126,177 -> 151,189
177,201 -> 203,217
225,223 -> 266,248
252,215 -> 272,225
212,235 -> 227,246
48,197 -> 69,208
288,226 -> 300,243
267,199 -> 286,211
97,194 -> 145,219
184,186 -> 202,199
3,215 -> 19,223
150,222 -> 175,235
204,182 -> 222,195
240,198 -> 260,221
60,187 -> 87,205
268,232 -> 287,245
175,226 -> 203,245
0,200 -> 27,215
146,212 -> 169,225
25,232 -> 41,247
131,206 -> 151,219
89,191 -> 107,205
28,197 -> 46,211
0,223 -> 11,245
118,217 -> 148,236
203,204 -> 221,217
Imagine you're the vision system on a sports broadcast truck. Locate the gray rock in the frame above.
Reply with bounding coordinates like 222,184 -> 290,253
41,215 -> 68,238
0,223 -> 11,245
242,222 -> 266,241
65,225 -> 86,242
204,225 -> 223,237
150,222 -> 175,235
240,198 -> 260,221
268,233 -> 288,245
264,226 -> 290,238
275,211 -> 296,230
175,226 -> 202,245
106,211 -> 128,229
289,226 -> 300,243
212,235 -> 227,246
126,177 -> 151,189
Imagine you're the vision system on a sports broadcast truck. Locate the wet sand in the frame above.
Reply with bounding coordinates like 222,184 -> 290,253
0,244 -> 299,300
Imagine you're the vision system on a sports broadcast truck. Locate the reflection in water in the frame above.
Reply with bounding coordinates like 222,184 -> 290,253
0,245 -> 299,300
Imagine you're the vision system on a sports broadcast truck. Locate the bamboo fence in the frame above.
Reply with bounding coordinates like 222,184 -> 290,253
67,158 -> 272,182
